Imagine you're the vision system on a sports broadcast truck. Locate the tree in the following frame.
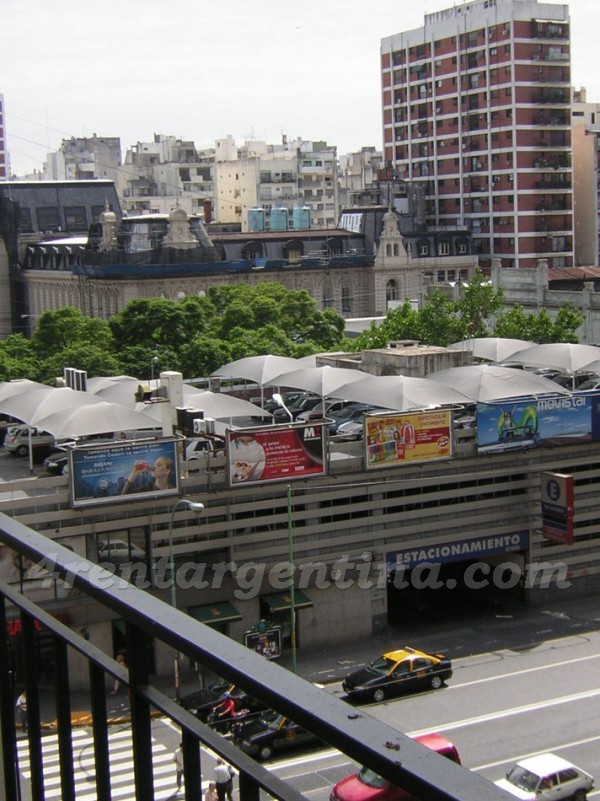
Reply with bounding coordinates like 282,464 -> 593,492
494,302 -> 584,343
457,271 -> 504,337
33,308 -> 113,358
0,334 -> 42,381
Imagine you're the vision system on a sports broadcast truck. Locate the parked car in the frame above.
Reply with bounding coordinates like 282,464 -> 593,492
97,539 -> 146,564
494,753 -> 594,801
179,677 -> 267,723
43,451 -> 69,476
328,404 -> 380,436
575,377 -> 600,391
232,710 -> 321,760
272,394 -> 320,422
549,371 -> 599,389
3,425 -> 56,457
295,399 -> 361,423
262,391 -> 313,414
342,646 -> 452,702
330,732 -> 461,801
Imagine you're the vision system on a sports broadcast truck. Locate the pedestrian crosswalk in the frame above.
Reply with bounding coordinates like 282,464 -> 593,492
16,727 -> 180,800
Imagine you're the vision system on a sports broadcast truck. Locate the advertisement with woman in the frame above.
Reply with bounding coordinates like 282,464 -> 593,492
69,438 -> 179,507
227,424 -> 326,487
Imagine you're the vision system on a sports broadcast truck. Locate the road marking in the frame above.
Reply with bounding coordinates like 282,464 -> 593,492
17,728 -> 177,800
408,686 -> 600,735
451,651 -> 600,690
472,733 -> 600,771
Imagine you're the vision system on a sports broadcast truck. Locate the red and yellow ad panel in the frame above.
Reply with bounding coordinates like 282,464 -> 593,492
364,410 -> 453,469
227,423 -> 326,487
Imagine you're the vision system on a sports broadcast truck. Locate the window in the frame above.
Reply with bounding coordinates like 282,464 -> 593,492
36,207 -> 59,231
18,208 -> 33,232
419,242 -> 429,256
342,286 -> 352,315
64,206 -> 87,231
386,279 -> 399,302
438,242 -> 450,255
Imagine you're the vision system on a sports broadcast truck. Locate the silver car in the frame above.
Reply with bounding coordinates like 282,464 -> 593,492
495,753 -> 594,801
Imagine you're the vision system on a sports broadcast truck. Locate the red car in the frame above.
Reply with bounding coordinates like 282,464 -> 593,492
329,733 -> 461,801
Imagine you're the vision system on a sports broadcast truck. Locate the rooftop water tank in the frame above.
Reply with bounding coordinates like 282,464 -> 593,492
270,207 -> 289,231
248,208 -> 266,232
292,206 -> 311,230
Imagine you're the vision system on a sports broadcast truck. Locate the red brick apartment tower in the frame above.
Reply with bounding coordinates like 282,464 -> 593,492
381,0 -> 572,270
0,94 -> 7,180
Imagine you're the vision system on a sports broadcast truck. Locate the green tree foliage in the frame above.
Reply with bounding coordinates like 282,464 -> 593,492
494,302 -> 584,343
457,271 -> 504,337
0,334 -> 41,381
33,308 -> 113,358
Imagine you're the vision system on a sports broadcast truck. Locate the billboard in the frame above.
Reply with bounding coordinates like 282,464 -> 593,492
476,393 -> 600,454
244,626 -> 282,659
227,424 -> 326,487
364,409 -> 452,469
69,437 -> 180,508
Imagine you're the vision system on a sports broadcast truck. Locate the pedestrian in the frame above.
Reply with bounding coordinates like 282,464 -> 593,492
16,691 -> 27,733
111,653 -> 126,695
214,758 -> 235,801
173,741 -> 184,791
205,781 -> 219,801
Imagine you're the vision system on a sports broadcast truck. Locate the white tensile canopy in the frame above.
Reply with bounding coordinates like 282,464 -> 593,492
427,364 -> 571,402
447,337 -> 534,364
328,374 -> 472,410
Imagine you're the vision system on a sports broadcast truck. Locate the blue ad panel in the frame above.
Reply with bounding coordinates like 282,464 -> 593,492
70,438 -> 180,507
387,531 -> 529,571
476,394 -> 598,454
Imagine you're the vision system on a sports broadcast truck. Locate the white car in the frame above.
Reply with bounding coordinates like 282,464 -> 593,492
97,539 -> 146,564
3,425 -> 56,456
295,399 -> 358,423
495,753 -> 594,801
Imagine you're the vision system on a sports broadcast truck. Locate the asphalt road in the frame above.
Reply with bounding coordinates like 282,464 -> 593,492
28,628 -> 593,801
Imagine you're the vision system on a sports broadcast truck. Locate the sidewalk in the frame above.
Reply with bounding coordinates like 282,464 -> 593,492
30,587 -> 600,731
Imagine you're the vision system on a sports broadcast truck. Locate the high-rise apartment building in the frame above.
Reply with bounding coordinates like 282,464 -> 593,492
381,0 -> 572,269
0,94 -> 7,181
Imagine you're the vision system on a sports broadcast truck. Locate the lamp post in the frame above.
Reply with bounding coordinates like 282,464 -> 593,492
168,498 -> 205,698
273,395 -> 297,672
287,483 -> 297,673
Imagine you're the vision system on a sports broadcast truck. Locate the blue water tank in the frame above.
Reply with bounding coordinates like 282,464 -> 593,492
270,207 -> 289,231
248,208 -> 266,232
292,206 -> 311,230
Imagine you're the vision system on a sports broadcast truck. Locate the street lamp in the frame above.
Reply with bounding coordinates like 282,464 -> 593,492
286,484 -> 297,673
273,392 -> 294,423
168,498 -> 205,698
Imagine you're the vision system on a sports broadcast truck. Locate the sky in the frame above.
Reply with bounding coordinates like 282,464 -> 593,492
2,0 -> 600,176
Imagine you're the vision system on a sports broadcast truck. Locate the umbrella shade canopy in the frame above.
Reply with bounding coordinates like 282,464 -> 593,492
427,364 -> 571,402
447,337 -> 534,363
329,375 -> 472,410
0,379 -> 49,404
85,375 -> 138,393
89,377 -> 199,409
0,387 -> 100,425
181,390 -> 271,420
210,355 -> 301,385
264,365 -> 369,398
33,401 -> 160,440
509,343 -> 600,373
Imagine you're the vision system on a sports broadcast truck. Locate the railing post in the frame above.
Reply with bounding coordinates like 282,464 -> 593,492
127,622 -> 154,801
89,661 -> 112,801
22,611 -> 44,801
54,636 -> 76,801
0,595 -> 19,801
238,771 -> 261,801
182,729 -> 202,801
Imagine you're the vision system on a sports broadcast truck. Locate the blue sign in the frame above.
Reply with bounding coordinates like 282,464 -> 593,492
387,531 -> 529,570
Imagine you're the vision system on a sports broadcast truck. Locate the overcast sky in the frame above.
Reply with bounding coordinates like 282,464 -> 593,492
2,0 -> 599,176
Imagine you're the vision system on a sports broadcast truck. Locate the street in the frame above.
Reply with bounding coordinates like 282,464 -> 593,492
16,629 -> 600,800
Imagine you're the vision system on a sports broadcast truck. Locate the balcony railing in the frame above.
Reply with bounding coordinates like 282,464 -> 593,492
0,512 -> 508,801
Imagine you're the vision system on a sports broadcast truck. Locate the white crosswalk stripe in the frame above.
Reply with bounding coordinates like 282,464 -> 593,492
17,728 -> 180,800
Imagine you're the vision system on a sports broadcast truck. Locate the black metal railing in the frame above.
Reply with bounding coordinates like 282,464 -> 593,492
0,511 -> 508,801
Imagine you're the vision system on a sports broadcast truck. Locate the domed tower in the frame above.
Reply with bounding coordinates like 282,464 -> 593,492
163,203 -> 198,250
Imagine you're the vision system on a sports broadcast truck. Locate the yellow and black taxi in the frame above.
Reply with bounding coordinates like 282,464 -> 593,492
232,710 -> 321,761
342,646 -> 452,703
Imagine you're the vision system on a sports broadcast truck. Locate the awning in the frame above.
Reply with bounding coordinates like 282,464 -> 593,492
261,590 -> 313,614
188,601 -> 242,626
